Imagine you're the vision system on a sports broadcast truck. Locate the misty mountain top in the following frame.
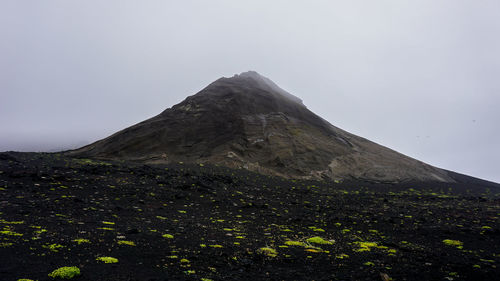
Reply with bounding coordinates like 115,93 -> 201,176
67,71 -> 495,186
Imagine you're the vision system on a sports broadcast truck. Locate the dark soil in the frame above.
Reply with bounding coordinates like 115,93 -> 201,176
0,152 -> 499,281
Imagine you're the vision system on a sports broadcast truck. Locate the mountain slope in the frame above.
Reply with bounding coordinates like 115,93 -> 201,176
68,71 -> 453,183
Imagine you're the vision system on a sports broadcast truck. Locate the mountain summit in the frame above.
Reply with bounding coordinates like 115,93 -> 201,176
69,71 -> 454,183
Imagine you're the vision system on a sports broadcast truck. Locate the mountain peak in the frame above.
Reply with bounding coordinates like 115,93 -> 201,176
237,70 -> 264,79
213,71 -> 304,105
68,71 -> 455,183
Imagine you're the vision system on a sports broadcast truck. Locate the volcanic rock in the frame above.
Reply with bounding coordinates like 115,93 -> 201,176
68,71 -> 453,183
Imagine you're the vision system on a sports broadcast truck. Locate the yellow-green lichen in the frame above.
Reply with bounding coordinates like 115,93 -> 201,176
257,247 -> 278,257
96,227 -> 114,231
387,248 -> 397,255
0,219 -> 24,224
34,228 -> 47,235
48,266 -> 80,279
72,238 -> 90,245
308,226 -> 325,232
336,253 -> 349,259
443,239 -> 463,249
43,243 -> 64,252
96,256 -> 118,263
0,230 -> 23,236
305,248 -> 323,253
354,241 -> 379,252
306,236 -> 333,245
284,240 -> 306,247
117,240 -> 136,246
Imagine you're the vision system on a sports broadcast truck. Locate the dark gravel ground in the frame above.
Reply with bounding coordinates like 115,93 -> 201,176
0,152 -> 499,281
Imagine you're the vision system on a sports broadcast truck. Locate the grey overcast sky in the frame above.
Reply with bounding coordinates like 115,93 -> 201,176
1,1 -> 499,183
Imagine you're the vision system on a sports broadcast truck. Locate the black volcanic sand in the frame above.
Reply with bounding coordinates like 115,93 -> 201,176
0,152 -> 499,281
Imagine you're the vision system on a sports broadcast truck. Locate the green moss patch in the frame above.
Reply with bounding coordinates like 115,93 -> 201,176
257,247 -> 278,257
443,239 -> 463,249
48,266 -> 80,279
284,240 -> 306,247
96,256 -> 119,263
117,240 -> 136,246
72,238 -> 90,245
306,236 -> 333,245
354,241 -> 378,252
0,230 -> 23,236
43,243 -> 64,252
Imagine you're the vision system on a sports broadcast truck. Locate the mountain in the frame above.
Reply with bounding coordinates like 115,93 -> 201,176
68,71 -> 456,183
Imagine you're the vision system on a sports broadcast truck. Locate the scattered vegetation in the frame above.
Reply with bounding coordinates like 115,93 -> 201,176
47,266 -> 80,279
257,247 -> 278,257
42,243 -> 64,252
354,241 -> 379,252
96,257 -> 118,263
284,240 -> 306,247
117,240 -> 136,246
306,236 -> 333,245
0,152 -> 499,280
443,239 -> 464,249
72,238 -> 90,245
0,230 -> 23,236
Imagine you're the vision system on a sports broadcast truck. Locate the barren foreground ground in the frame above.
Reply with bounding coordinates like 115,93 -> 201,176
0,152 -> 499,281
